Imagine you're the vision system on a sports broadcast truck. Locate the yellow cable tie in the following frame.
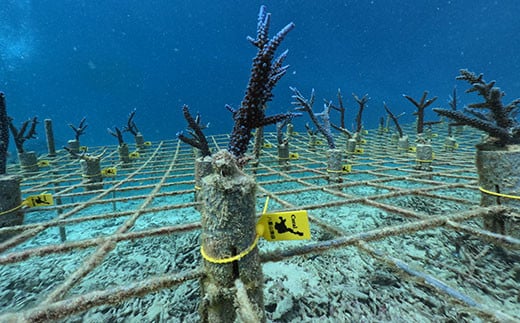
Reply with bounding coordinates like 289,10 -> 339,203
479,187 -> 520,200
200,234 -> 260,264
194,185 -> 201,190
0,203 -> 25,217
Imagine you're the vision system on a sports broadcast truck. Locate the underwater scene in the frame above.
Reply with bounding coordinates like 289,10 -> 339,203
1,1 -> 520,322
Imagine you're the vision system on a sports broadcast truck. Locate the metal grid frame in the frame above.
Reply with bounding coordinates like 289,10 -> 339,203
0,124 -> 519,321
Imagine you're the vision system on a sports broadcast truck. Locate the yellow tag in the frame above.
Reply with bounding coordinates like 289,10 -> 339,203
432,152 -> 436,159
79,146 -> 88,152
289,152 -> 299,160
315,140 -> 324,145
37,160 -> 51,167
354,148 -> 364,154
129,151 -> 140,159
432,133 -> 438,138
263,143 -> 273,148
257,210 -> 311,241
408,146 -> 417,152
454,143 -> 459,149
360,139 -> 367,144
101,167 -> 117,177
342,164 -> 352,173
23,194 -> 54,207
144,141 -> 152,146
293,131 -> 299,136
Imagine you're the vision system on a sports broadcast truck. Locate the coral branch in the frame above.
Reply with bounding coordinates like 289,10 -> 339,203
383,102 -> 403,138
353,93 -> 369,133
123,110 -> 139,136
403,91 -> 438,134
448,86 -> 458,111
8,116 -> 38,154
291,87 -> 336,149
227,5 -> 298,159
434,69 -> 520,146
0,92 -> 8,174
328,89 -> 346,129
69,117 -> 87,141
177,105 -> 211,157
107,127 -> 125,146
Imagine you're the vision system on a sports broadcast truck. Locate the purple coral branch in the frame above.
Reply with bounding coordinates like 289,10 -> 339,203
227,6 -> 297,159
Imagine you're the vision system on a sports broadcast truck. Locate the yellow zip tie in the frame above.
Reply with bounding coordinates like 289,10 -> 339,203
200,234 -> 260,264
262,196 -> 270,214
194,185 -> 202,190
0,203 -> 24,217
326,169 -> 343,173
416,159 -> 433,163
479,187 -> 520,200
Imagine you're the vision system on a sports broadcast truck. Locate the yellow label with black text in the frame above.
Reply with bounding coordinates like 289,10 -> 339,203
144,141 -> 152,146
37,160 -> 51,167
129,151 -> 140,159
263,143 -> 273,149
354,148 -> 364,154
79,146 -> 88,152
342,164 -> 352,173
24,194 -> 54,207
408,146 -> 417,153
289,152 -> 299,160
257,210 -> 311,241
101,167 -> 117,177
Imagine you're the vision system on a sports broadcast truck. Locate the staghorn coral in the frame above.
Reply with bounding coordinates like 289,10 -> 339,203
69,117 -> 88,141
123,110 -> 139,136
353,93 -> 369,133
291,87 -> 336,149
328,88 -> 346,129
383,102 -> 404,138
107,127 -> 125,146
177,105 -> 211,157
0,92 -> 8,174
227,5 -> 299,159
8,115 -> 38,154
433,69 -> 520,146
404,91 -> 438,135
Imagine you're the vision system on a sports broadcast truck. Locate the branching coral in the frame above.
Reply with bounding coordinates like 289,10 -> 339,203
433,69 -> 520,146
8,115 -> 38,154
0,92 -> 9,174
108,127 -> 125,146
353,93 -> 369,133
329,89 -> 346,129
404,91 -> 438,134
226,5 -> 299,159
383,102 -> 404,138
123,110 -> 139,136
177,105 -> 211,157
291,87 -> 336,149
69,117 -> 88,141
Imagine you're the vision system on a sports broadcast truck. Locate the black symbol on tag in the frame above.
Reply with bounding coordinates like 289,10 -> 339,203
33,195 -> 50,205
274,216 -> 303,236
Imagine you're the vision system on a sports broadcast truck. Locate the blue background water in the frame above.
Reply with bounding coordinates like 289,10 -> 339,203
1,0 -> 519,152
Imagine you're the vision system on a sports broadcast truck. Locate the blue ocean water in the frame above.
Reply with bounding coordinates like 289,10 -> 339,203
1,0 -> 519,151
